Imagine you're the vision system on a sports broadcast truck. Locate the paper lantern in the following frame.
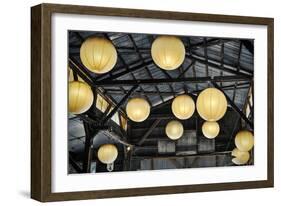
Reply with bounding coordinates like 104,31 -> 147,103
126,98 -> 150,122
202,121 -> 220,139
235,130 -> 254,152
231,148 -> 250,165
80,37 -> 117,74
68,81 -> 94,114
196,88 -> 227,121
97,144 -> 118,164
165,120 -> 184,140
172,95 -> 195,120
151,36 -> 185,70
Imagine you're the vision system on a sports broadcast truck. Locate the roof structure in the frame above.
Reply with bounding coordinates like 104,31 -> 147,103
68,31 -> 254,173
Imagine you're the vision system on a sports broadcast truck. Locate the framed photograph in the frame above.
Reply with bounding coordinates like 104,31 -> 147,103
31,3 -> 274,202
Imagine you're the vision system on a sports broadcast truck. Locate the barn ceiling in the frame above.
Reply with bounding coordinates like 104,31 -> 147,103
68,30 -> 254,173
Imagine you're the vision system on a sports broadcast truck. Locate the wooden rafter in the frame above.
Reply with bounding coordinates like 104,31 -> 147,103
101,85 -> 138,125
137,119 -> 162,145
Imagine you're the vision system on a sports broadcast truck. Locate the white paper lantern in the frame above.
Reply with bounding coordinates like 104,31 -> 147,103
80,37 -> 117,74
151,36 -> 185,70
235,130 -> 254,151
172,95 -> 195,120
126,98 -> 150,122
196,88 -> 228,121
68,81 -> 94,114
231,148 -> 250,165
97,144 -> 118,164
165,120 -> 184,140
202,121 -> 220,139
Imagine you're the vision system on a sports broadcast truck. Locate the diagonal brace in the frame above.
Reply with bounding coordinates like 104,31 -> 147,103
101,85 -> 138,125
212,81 -> 253,129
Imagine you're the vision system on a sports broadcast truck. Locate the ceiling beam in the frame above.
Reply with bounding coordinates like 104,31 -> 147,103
100,85 -> 138,125
94,76 -> 251,87
105,90 -> 184,96
177,60 -> 195,78
94,58 -> 151,81
97,59 -> 154,82
187,54 -> 253,77
103,130 -> 133,147
132,150 -> 233,159
68,58 -> 94,87
137,119 -> 162,145
69,50 -> 252,86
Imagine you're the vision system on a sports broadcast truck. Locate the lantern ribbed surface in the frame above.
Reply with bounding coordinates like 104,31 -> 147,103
126,98 -> 150,122
235,130 -> 254,152
151,36 -> 185,70
80,37 -> 117,74
196,88 -> 227,121
202,121 -> 220,139
172,95 -> 195,120
68,81 -> 94,114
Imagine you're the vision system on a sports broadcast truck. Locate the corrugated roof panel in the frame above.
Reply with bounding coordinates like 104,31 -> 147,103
120,53 -> 140,65
112,34 -> 132,47
224,90 -> 234,100
189,37 -> 204,45
131,68 -> 151,80
140,85 -> 157,92
148,65 -> 167,79
239,44 -> 254,71
196,83 -> 208,90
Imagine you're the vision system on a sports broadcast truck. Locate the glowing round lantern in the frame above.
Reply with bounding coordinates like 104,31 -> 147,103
196,88 -> 227,121
126,98 -> 150,122
80,37 -> 117,74
165,120 -> 184,140
235,130 -> 254,152
68,81 -> 94,114
97,144 -> 118,164
231,148 -> 250,165
202,121 -> 220,139
172,95 -> 195,120
151,36 -> 185,70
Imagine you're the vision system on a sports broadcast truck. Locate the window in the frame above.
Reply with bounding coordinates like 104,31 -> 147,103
120,115 -> 128,131
96,94 -> 109,112
110,108 -> 120,125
